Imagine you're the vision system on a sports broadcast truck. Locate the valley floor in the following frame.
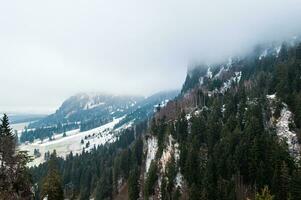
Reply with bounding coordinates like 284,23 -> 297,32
18,116 -> 125,166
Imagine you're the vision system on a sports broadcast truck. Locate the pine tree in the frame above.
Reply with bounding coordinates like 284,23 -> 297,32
144,161 -> 158,198
128,168 -> 140,200
0,114 -> 33,199
95,168 -> 113,200
40,152 -> 64,200
0,114 -> 15,164
189,183 -> 201,200
290,169 -> 301,200
279,162 -> 289,200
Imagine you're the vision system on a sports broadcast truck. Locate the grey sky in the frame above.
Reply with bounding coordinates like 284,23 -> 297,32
1,0 -> 301,114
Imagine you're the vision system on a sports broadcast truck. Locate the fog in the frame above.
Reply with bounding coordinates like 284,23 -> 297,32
1,0 -> 301,114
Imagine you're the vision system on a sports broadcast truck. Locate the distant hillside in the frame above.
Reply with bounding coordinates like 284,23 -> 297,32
114,90 -> 179,129
20,91 -> 178,143
29,93 -> 143,128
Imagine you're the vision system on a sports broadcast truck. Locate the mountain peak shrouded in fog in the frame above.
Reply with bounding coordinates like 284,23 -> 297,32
1,0 -> 301,113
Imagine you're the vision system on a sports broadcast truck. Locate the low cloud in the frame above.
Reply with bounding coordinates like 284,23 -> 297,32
1,0 -> 301,113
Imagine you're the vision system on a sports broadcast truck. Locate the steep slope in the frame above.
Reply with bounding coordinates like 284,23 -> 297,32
114,90 -> 179,129
142,41 -> 301,200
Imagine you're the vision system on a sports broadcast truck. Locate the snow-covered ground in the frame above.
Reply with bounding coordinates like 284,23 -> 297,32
19,116 -> 125,166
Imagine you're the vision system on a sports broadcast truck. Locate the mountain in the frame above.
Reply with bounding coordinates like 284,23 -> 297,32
18,90 -> 178,167
114,90 -> 179,129
29,93 -> 143,128
140,41 -> 301,199
30,41 -> 301,200
20,91 -> 178,143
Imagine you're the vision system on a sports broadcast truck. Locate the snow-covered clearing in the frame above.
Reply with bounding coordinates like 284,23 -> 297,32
19,116 -> 125,166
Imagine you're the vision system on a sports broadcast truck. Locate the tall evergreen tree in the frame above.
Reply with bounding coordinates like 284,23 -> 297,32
40,152 -> 64,200
0,114 -> 33,199
128,168 -> 140,200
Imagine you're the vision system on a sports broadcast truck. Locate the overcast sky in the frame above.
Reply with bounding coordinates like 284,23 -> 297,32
1,0 -> 301,114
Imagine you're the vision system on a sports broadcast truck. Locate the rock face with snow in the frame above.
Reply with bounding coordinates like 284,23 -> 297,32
267,94 -> 300,159
276,104 -> 300,159
160,135 -> 180,173
143,41 -> 301,199
160,135 -> 184,190
145,136 -> 158,174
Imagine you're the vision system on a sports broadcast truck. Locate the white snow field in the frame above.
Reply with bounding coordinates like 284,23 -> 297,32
19,116 -> 125,166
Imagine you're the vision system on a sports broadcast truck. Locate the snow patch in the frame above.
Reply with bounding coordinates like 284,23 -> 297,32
276,104 -> 300,159
214,66 -> 225,79
145,136 -> 158,174
275,46 -> 282,57
222,104 -> 226,113
186,113 -> 192,121
259,49 -> 268,60
266,94 -> 276,100
160,135 -> 174,172
160,135 -> 181,172
85,102 -> 105,109
206,67 -> 213,79
175,172 -> 183,188
199,76 -> 204,85
220,71 -> 242,94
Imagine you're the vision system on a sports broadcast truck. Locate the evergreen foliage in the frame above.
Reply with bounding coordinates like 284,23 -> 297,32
40,152 -> 64,200
0,114 -> 33,199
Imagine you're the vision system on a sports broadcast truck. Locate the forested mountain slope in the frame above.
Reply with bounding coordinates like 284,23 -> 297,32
143,42 -> 301,200
30,41 -> 301,200
20,91 -> 178,143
